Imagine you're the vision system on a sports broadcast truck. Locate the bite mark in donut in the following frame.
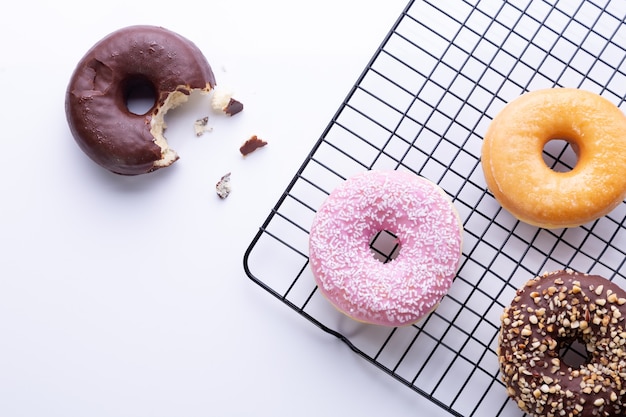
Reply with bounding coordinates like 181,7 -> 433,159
308,170 -> 463,327
66,25 -> 216,175
499,270 -> 626,417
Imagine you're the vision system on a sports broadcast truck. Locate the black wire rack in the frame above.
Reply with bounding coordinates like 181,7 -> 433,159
243,0 -> 626,416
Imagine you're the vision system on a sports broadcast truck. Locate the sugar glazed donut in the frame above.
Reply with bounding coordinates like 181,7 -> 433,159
481,88 -> 626,229
66,25 -> 216,175
498,270 -> 626,417
308,170 -> 463,327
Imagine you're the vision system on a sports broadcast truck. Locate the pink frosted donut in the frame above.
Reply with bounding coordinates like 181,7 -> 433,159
308,170 -> 463,326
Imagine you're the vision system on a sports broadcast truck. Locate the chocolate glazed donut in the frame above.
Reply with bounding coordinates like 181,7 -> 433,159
65,25 -> 216,175
499,270 -> 626,417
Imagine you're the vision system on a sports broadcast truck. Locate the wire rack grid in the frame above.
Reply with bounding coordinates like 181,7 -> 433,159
243,0 -> 626,416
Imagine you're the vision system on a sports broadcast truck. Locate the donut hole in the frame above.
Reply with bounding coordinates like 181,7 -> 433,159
123,75 -> 157,115
559,337 -> 590,369
542,139 -> 579,172
369,230 -> 401,263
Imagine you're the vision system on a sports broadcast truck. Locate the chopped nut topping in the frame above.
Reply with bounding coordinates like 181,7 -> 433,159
498,270 -> 626,416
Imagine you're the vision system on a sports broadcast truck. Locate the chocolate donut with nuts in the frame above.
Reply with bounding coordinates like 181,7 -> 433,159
66,25 -> 216,175
498,270 -> 626,417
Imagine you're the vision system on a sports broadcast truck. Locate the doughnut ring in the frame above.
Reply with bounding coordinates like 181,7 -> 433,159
481,88 -> 626,228
66,25 -> 216,175
308,170 -> 463,327
499,270 -> 626,416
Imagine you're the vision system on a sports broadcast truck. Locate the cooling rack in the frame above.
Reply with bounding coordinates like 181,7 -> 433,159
243,0 -> 626,416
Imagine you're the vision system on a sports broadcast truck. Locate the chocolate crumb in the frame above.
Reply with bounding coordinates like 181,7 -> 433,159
215,172 -> 232,199
240,135 -> 267,156
224,98 -> 244,116
211,87 -> 243,116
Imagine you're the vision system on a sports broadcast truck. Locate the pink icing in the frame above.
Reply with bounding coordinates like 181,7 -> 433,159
308,170 -> 463,326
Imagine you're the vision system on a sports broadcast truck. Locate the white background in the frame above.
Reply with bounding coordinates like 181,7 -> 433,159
0,1 -> 454,416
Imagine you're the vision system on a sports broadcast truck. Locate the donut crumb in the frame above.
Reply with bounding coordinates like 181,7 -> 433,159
194,116 -> 212,136
224,98 -> 244,116
216,172 -> 232,199
240,135 -> 267,156
211,87 -> 244,116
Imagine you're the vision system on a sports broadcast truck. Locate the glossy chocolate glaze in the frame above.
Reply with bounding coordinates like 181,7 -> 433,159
499,270 -> 626,417
66,25 -> 216,175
